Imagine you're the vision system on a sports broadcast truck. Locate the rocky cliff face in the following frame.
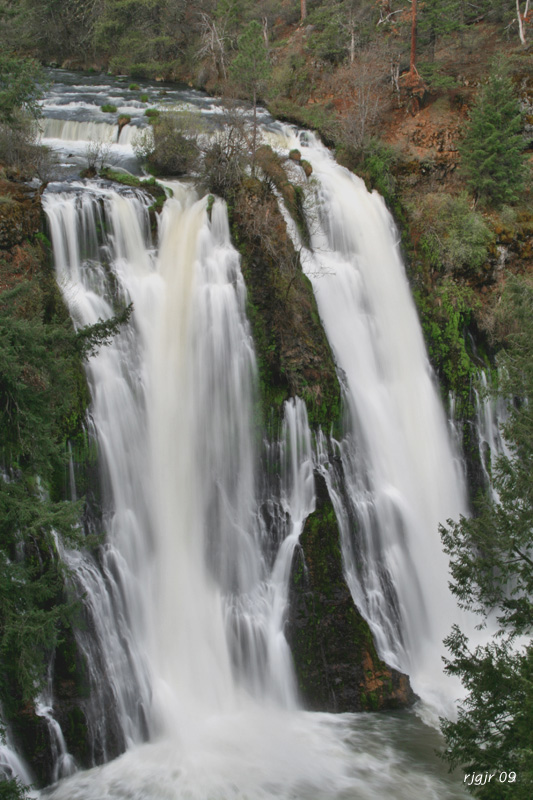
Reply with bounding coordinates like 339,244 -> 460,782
230,167 -> 341,432
286,473 -> 415,713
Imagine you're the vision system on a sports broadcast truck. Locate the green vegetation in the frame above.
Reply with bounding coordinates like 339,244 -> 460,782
230,20 -> 271,162
440,277 -> 533,798
133,110 -> 201,175
0,52 -> 47,177
0,779 -> 29,800
0,52 -> 43,123
100,103 -> 117,113
410,193 -> 494,278
0,263 -> 130,710
460,67 -> 527,207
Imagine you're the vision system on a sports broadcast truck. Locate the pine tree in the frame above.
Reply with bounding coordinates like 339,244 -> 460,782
230,20 -> 271,165
459,68 -> 526,207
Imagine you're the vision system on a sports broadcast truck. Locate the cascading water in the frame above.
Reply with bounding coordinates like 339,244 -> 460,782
474,370 -> 510,500
269,128 -> 470,716
9,71 -> 473,798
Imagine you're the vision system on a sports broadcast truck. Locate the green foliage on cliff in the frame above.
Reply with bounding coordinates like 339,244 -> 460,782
440,277 -> 533,797
0,241 -> 130,708
414,278 -> 478,399
411,193 -> 494,277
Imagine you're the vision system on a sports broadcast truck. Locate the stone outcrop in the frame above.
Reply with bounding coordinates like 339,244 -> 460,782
286,473 -> 416,712
231,175 -> 341,431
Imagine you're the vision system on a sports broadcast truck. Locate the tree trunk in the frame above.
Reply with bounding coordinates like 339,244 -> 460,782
252,88 -> 257,175
301,0 -> 307,23
410,0 -> 417,74
516,0 -> 528,45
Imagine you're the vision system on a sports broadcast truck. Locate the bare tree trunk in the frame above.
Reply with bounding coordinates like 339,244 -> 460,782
262,16 -> 269,47
252,88 -> 257,175
516,0 -> 529,45
410,0 -> 417,74
301,0 -> 307,23
350,30 -> 355,63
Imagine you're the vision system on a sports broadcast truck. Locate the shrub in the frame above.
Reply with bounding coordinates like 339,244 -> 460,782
129,83 -> 140,90
140,93 -> 149,102
101,103 -> 117,113
411,192 -> 494,276
144,108 -> 159,118
133,110 -> 201,176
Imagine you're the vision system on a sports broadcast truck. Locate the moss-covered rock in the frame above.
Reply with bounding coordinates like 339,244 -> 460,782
286,472 -> 416,712
255,145 -> 310,247
230,179 -> 341,432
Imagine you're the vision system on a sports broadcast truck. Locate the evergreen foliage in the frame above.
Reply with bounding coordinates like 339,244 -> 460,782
230,20 -> 271,106
440,277 -> 533,797
0,274 -> 130,707
0,53 -> 43,124
459,68 -> 526,207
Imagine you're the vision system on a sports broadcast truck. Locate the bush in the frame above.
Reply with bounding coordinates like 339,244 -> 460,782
410,192 -> 494,276
129,83 -> 140,90
100,103 -> 117,113
140,93 -> 149,102
133,110 -> 201,176
199,105 -> 250,198
144,108 -> 159,118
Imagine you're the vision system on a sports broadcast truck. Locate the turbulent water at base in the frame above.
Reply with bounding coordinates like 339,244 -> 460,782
6,71 -> 474,798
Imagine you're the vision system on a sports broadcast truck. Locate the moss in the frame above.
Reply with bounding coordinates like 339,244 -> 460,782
206,193 -> 215,221
256,145 -> 310,247
99,168 -> 167,208
229,179 -> 341,432
286,474 -> 415,712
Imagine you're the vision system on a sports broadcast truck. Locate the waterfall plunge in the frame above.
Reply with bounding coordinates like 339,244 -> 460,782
43,183 -> 374,800
269,128 -> 470,717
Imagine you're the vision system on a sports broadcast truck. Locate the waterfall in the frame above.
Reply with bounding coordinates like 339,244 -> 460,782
269,128 -> 469,716
0,718 -> 33,787
20,70 -> 474,798
42,181 -> 348,795
474,370 -> 510,500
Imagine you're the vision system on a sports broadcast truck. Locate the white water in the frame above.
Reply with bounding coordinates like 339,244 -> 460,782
269,128 -> 470,718
474,370 -> 510,500
11,71 -> 472,799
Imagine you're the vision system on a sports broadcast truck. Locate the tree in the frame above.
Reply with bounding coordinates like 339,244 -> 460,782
459,67 -> 526,207
440,277 -> 533,798
230,20 -> 271,167
0,52 -> 43,124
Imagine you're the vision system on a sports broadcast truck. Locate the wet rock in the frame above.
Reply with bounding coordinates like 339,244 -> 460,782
286,473 -> 416,712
